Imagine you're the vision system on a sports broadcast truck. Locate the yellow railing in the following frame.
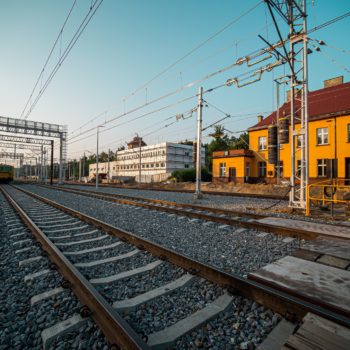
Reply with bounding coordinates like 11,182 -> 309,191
306,181 -> 350,217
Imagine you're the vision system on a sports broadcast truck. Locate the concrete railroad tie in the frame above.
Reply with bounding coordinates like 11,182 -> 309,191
113,274 -> 194,312
31,287 -> 65,306
49,229 -> 99,241
55,234 -> 109,247
41,314 -> 88,350
90,260 -> 163,284
63,241 -> 122,256
147,293 -> 233,349
75,249 -> 139,268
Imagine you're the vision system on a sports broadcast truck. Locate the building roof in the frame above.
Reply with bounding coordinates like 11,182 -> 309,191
213,149 -> 254,158
249,81 -> 350,131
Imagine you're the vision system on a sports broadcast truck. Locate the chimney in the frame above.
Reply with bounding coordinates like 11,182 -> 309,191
257,115 -> 264,123
324,76 -> 343,88
286,89 -> 301,102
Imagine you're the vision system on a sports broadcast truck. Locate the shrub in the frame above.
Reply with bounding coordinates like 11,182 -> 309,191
171,168 -> 212,182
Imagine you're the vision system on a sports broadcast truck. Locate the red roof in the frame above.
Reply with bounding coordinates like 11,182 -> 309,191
249,82 -> 350,130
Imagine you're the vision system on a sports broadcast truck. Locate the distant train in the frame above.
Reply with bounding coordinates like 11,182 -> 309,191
0,164 -> 14,183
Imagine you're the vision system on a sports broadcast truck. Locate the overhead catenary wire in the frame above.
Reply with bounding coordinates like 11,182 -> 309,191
66,59 -> 282,147
22,0 -> 104,120
67,6 -> 281,140
66,10 -> 350,146
66,9 -> 350,156
20,0 -> 78,119
122,0 -> 264,102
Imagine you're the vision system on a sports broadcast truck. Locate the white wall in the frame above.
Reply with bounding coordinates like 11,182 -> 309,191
89,142 -> 205,182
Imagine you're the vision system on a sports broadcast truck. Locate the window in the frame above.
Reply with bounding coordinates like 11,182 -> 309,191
317,159 -> 327,177
161,163 -> 165,167
185,151 -> 189,156
348,124 -> 350,142
317,128 -> 328,145
184,164 -> 189,169
258,162 -> 266,177
229,167 -> 236,178
276,161 -> 283,177
258,136 -> 267,150
219,162 -> 226,177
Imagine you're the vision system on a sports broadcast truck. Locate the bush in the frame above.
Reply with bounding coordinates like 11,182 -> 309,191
171,168 -> 212,182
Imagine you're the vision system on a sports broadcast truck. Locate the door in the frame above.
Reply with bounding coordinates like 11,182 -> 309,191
346,158 -> 350,185
229,167 -> 236,181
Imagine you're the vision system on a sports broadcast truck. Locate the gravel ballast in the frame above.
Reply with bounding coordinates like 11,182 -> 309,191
3,185 -> 292,349
0,191 -> 109,349
17,184 -> 300,277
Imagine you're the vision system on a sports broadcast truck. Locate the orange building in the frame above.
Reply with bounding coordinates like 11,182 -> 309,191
212,77 -> 350,185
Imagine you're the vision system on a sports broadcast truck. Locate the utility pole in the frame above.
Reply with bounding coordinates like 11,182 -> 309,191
50,141 -> 54,185
14,144 -> 17,179
79,158 -> 82,182
264,0 -> 309,209
274,76 -> 288,185
194,86 -> 203,199
83,152 -> 85,179
96,125 -> 104,189
138,136 -> 142,185
107,148 -> 110,184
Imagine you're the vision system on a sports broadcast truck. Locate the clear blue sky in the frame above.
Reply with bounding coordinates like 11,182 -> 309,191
0,0 -> 349,160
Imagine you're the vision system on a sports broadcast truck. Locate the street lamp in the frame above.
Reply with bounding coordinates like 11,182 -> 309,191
96,125 -> 105,189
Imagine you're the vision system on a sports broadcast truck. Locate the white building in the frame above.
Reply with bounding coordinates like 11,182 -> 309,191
89,142 -> 205,183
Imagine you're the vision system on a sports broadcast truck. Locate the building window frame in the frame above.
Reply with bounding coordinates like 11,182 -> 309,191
258,161 -> 267,177
317,159 -> 327,177
316,127 -> 328,145
229,167 -> 236,178
258,136 -> 267,151
219,162 -> 226,177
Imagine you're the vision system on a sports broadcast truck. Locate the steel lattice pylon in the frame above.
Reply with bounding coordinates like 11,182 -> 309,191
265,0 -> 309,209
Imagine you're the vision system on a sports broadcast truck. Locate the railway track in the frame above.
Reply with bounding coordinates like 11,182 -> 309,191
67,181 -> 286,200
1,184 -> 349,349
38,184 -> 350,240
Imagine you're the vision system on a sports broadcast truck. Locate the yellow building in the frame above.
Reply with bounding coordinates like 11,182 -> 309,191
212,77 -> 350,185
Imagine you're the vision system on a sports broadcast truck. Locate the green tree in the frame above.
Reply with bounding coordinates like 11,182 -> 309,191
209,125 -> 226,140
228,132 -> 249,150
206,124 -> 230,169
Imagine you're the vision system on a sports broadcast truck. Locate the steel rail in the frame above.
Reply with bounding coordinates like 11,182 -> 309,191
67,181 -> 286,200
38,184 -> 342,241
42,184 -> 264,219
11,184 -> 350,328
0,185 -> 149,350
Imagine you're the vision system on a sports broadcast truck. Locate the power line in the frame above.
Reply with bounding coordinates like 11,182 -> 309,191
20,0 -> 77,119
67,94 -> 199,146
307,11 -> 350,34
67,60 -> 277,145
22,0 -> 104,120
66,8 -> 349,152
122,1 -> 263,102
